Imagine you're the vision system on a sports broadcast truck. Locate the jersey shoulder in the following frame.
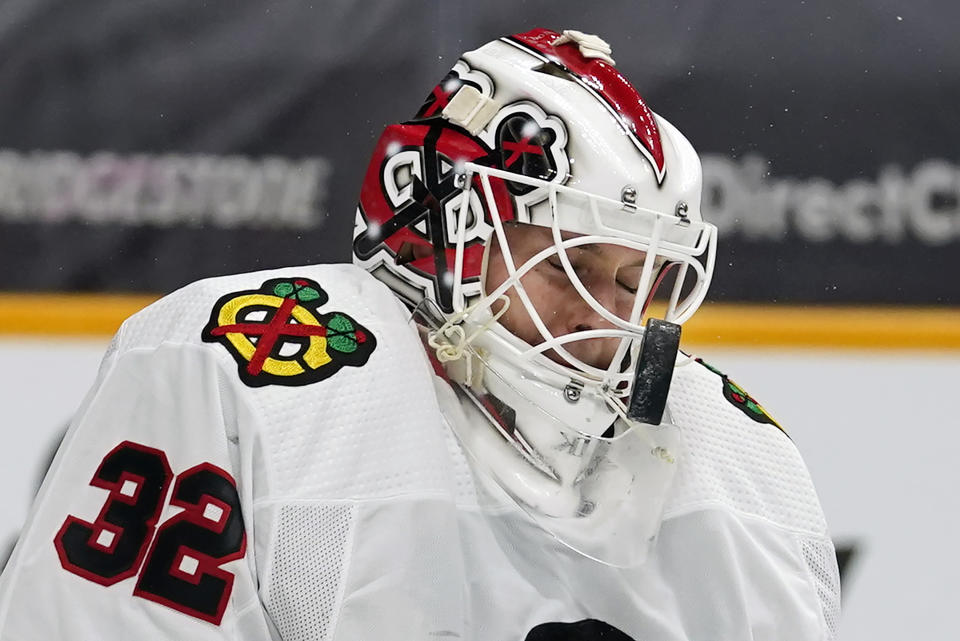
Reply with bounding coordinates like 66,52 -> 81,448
664,354 -> 828,536
110,263 -> 453,502
43,264 -> 404,494
115,263 -> 408,357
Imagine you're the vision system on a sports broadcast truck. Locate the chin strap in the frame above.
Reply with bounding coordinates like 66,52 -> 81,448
427,295 -> 511,387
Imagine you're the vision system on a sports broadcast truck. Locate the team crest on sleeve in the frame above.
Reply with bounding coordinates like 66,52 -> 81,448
202,278 -> 376,387
695,358 -> 783,431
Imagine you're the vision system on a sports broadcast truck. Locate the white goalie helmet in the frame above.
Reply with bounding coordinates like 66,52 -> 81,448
353,28 -> 717,565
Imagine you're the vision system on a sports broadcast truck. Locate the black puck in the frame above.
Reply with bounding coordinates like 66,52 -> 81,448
626,318 -> 681,425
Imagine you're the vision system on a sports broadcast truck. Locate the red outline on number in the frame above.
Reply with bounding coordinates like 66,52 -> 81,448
53,441 -> 172,587
134,462 -> 246,626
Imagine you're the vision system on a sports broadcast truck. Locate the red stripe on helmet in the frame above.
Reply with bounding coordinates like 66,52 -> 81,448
508,28 -> 665,182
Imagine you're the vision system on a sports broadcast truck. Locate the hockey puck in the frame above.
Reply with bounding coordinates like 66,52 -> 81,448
626,318 -> 681,425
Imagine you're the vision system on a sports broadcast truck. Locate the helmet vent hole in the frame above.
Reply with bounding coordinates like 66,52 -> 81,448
532,61 -> 576,83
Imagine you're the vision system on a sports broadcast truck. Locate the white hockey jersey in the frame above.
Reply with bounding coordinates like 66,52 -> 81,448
0,264 -> 840,640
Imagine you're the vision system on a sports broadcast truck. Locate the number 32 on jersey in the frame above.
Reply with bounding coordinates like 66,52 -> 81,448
53,441 -> 246,626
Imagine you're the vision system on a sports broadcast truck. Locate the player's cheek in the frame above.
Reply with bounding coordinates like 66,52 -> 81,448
497,288 -> 542,345
614,288 -> 638,319
526,266 -> 574,315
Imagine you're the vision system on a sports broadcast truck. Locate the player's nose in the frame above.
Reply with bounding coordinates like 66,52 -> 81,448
563,277 -> 619,333
554,280 -> 621,368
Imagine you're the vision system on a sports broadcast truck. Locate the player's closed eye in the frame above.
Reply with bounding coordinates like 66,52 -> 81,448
543,256 -> 597,289
544,256 -> 576,277
545,256 -> 638,295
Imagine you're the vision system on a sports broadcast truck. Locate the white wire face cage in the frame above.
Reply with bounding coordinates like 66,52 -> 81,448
451,161 -> 717,394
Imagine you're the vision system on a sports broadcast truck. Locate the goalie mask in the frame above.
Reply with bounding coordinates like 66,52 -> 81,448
353,28 -> 717,566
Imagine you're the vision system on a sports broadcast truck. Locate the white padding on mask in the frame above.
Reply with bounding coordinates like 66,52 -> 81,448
442,85 -> 502,136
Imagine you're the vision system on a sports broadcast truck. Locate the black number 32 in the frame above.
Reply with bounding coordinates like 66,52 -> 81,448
54,441 -> 245,625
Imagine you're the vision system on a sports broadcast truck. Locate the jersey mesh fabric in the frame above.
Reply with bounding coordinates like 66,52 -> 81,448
250,359 -> 448,499
118,274 -> 220,348
801,536 -> 842,640
664,358 -> 828,536
266,503 -> 356,641
245,269 -> 454,500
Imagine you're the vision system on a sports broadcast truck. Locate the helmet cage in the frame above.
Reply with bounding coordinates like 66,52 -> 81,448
451,161 -> 717,390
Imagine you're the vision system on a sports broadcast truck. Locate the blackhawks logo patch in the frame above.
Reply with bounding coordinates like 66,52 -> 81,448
202,278 -> 376,387
695,358 -> 782,431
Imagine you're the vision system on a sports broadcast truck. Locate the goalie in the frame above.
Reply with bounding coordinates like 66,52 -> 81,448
0,28 -> 839,640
